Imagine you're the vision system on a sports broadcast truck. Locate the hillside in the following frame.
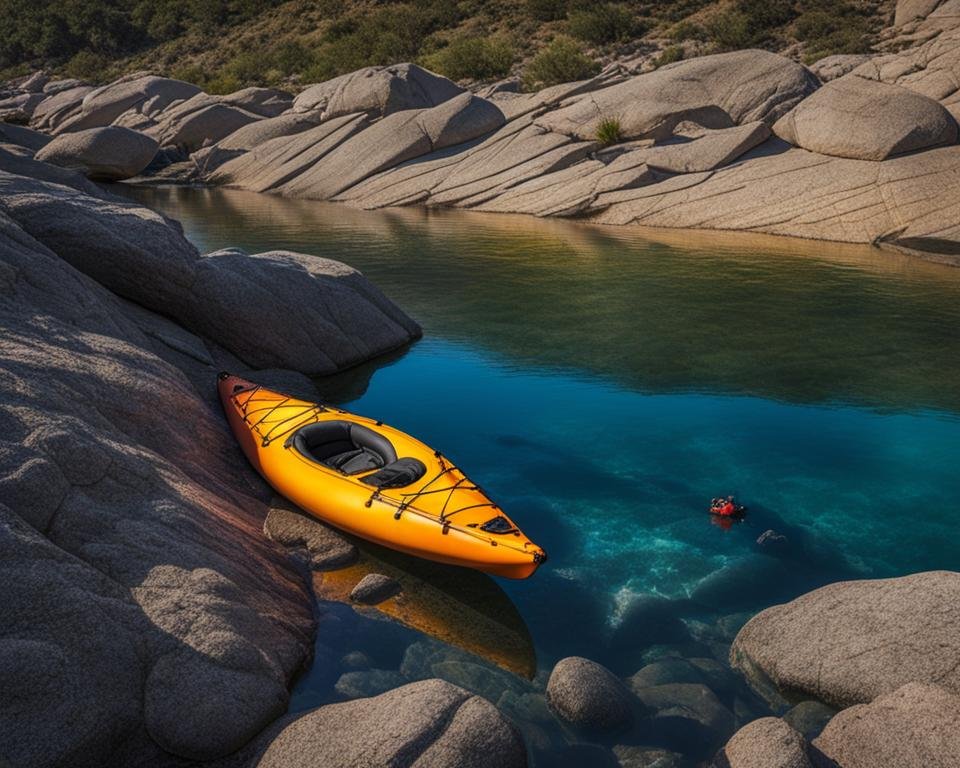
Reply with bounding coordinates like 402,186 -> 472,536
1,0 -> 894,92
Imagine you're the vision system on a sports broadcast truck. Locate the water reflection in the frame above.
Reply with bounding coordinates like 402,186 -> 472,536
119,185 -> 960,414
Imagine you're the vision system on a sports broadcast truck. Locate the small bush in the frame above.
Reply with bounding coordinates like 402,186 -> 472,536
706,9 -> 754,50
794,2 -> 876,60
659,0 -> 714,23
654,45 -> 685,67
738,0 -> 797,32
422,36 -> 515,82
568,3 -> 643,45
526,0 -> 568,21
595,116 -> 623,145
522,36 -> 601,90
63,50 -> 111,81
669,19 -> 707,42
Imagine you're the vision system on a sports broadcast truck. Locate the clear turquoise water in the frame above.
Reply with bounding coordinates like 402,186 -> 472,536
120,185 -> 960,763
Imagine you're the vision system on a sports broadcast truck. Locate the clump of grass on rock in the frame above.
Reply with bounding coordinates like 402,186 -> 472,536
596,116 -> 624,146
522,35 -> 600,90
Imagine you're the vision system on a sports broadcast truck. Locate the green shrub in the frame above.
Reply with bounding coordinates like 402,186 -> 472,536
706,9 -> 753,50
654,44 -> 684,67
595,116 -> 623,145
62,50 -> 111,81
422,36 -> 515,82
669,19 -> 707,42
526,0 -> 568,21
568,3 -> 642,45
737,0 -> 797,32
658,0 -> 714,23
522,36 -> 600,90
794,2 -> 876,60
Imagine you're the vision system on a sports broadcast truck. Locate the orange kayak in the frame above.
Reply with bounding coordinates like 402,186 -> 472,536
218,373 -> 547,578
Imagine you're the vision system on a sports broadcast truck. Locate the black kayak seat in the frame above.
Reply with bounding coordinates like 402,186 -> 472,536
361,457 -> 427,489
290,420 -> 397,475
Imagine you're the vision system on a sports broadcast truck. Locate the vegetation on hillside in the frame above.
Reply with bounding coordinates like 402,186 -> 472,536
0,0 -> 891,90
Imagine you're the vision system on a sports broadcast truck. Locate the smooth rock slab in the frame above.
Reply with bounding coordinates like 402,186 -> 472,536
536,49 -> 817,141
814,682 -> 960,768
592,144 -> 960,257
546,656 -> 635,733
714,717 -> 813,768
773,74 -> 958,160
730,571 -> 960,708
35,126 -> 158,180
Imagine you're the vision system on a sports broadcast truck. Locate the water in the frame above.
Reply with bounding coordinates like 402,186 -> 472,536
119,185 -> 960,764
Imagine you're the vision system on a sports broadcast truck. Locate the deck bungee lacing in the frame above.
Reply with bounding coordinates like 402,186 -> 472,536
235,385 -> 328,446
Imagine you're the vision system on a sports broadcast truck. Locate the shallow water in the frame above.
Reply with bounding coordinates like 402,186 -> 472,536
120,186 -> 960,764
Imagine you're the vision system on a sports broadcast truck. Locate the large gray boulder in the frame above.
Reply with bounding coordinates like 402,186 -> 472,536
714,718 -> 813,768
0,173 -> 421,374
34,126 -> 158,180
292,63 -> 463,120
730,571 -> 960,709
546,656 -> 635,732
773,74 -> 958,160
245,679 -> 527,768
182,248 -> 422,373
58,74 -> 200,133
535,50 -> 818,141
814,683 -> 960,768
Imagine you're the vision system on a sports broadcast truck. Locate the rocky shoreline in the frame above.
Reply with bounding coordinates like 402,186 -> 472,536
2,1 -> 960,766
3,140 -> 958,768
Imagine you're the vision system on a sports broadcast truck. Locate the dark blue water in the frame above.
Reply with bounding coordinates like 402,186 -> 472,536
120,186 -> 960,764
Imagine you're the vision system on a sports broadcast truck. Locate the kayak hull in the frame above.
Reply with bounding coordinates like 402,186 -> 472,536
218,374 -> 545,579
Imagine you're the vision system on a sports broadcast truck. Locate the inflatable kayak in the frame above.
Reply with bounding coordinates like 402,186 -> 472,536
218,373 -> 547,579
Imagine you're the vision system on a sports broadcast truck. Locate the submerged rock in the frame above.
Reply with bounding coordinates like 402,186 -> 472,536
34,125 -> 158,180
546,656 -> 635,733
350,572 -> 402,604
264,498 -> 358,571
783,701 -> 836,741
246,679 -> 527,768
731,571 -> 960,708
814,682 -> 960,768
632,683 -> 735,753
